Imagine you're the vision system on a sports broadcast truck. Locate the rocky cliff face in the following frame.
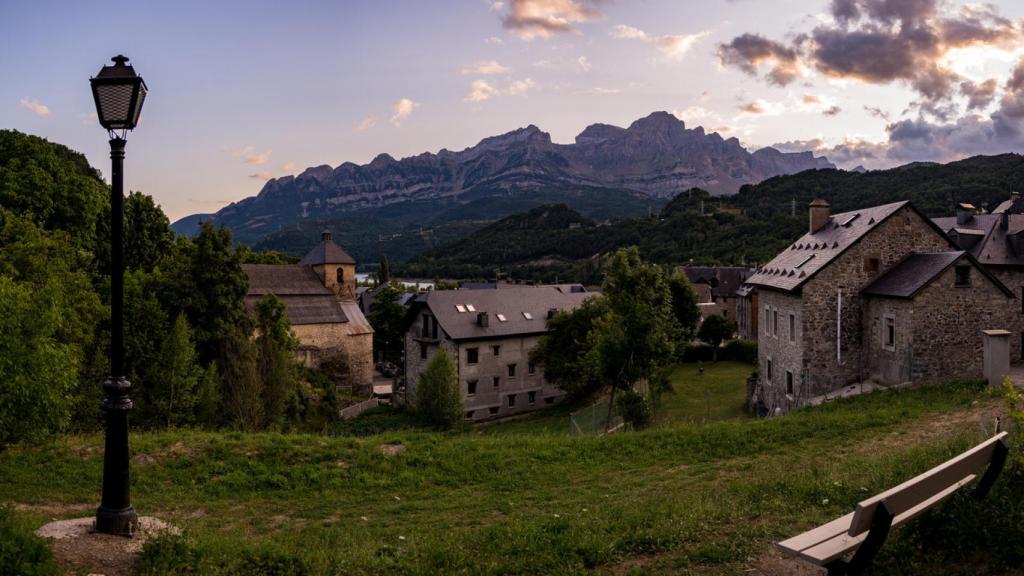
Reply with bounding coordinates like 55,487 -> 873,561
180,111 -> 832,242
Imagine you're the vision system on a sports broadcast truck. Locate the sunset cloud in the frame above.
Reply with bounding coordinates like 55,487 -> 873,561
611,25 -> 709,61
465,78 -> 535,102
717,33 -> 802,86
244,150 -> 271,165
461,60 -> 512,75
390,98 -> 418,126
356,114 -> 378,131
20,97 -> 50,117
577,56 -> 591,72
282,162 -> 296,171
500,0 -> 602,40
224,145 -> 254,157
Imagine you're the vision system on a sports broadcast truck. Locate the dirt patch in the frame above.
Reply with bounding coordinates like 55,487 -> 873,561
37,516 -> 179,576
380,443 -> 406,456
12,502 -> 94,517
748,546 -> 825,575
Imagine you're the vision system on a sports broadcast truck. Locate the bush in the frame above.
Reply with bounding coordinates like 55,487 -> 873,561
415,349 -> 463,430
0,507 -> 59,576
723,339 -> 757,364
139,533 -> 201,575
239,546 -> 310,576
616,390 -> 652,429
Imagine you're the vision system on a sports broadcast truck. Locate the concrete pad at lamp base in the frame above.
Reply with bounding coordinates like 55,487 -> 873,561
35,516 -> 179,576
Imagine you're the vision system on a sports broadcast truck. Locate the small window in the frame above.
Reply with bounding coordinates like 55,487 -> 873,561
467,348 -> 479,364
492,345 -> 500,356
431,317 -> 438,339
467,380 -> 477,396
864,258 -> 879,274
528,362 -> 536,375
455,304 -> 467,313
955,265 -> 971,287
336,268 -> 344,284
884,317 -> 896,350
523,312 -> 533,320
788,314 -> 795,343
466,304 -> 476,312
764,306 -> 770,335
489,406 -> 499,415
496,313 -> 507,322
772,310 -> 779,337
1021,287 -> 1023,313
420,343 -> 427,360
465,411 -> 474,419
786,371 -> 794,395
493,376 -> 500,388
528,391 -> 536,404
421,314 -> 430,338
507,394 -> 517,408
508,363 -> 517,377
766,358 -> 773,382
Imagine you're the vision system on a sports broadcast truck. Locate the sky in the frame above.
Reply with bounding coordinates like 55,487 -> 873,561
2,0 -> 1024,221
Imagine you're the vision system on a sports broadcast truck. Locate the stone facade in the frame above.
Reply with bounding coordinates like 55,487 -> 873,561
985,266 -> 1024,362
756,288 -> 804,412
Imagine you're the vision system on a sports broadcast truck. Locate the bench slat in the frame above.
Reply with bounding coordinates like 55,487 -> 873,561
776,512 -> 855,556
796,473 -> 976,565
848,432 -> 1006,536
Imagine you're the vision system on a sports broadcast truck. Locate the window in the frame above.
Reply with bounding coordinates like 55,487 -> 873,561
465,411 -> 474,419
528,362 -> 536,375
493,376 -> 500,388
766,358 -> 773,382
466,304 -> 476,312
883,316 -> 896,351
864,258 -> 880,274
508,363 -> 517,377
467,380 -> 477,396
489,406 -> 499,415
955,265 -> 971,287
496,313 -> 508,322
523,312 -> 533,320
492,345 -> 500,356
1021,287 -> 1024,313
431,317 -> 438,339
336,268 -> 344,284
788,314 -> 796,342
772,310 -> 779,337
421,314 -> 430,338
419,343 -> 427,360
455,304 -> 467,313
507,394 -> 517,408
764,306 -> 770,335
528,391 -> 537,404
786,371 -> 794,395
467,348 -> 479,364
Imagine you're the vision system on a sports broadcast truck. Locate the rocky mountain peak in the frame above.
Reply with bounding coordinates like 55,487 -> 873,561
627,111 -> 686,132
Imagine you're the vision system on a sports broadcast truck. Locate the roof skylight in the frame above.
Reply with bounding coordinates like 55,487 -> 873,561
523,312 -> 533,320
455,304 -> 467,313
466,304 -> 476,312
795,254 -> 816,269
496,313 -> 507,322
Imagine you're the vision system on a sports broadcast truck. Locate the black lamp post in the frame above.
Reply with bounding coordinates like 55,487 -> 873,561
90,54 -> 147,537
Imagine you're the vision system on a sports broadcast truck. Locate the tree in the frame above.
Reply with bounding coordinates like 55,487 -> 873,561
147,314 -> 202,427
254,295 -> 299,429
220,325 -> 263,431
530,295 -> 609,399
588,247 -> 677,430
377,254 -> 391,285
124,192 -> 173,272
667,269 -> 701,343
415,349 -> 462,429
697,314 -> 736,361
367,282 -> 407,363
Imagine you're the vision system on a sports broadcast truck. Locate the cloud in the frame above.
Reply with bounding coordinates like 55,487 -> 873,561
960,78 -> 999,110
224,145 -> 254,157
717,33 -> 802,85
282,162 -> 296,171
19,97 -> 50,117
719,0 -> 1024,108
78,111 -> 98,125
485,36 -> 504,45
577,56 -> 591,72
464,78 -> 535,102
248,172 -> 274,181
611,24 -> 709,61
586,86 -> 620,94
736,99 -> 785,117
738,101 -> 765,114
461,60 -> 512,75
823,105 -> 843,116
390,98 -> 418,126
801,94 -> 821,105
356,114 -> 378,131
500,0 -> 602,40
863,105 -> 891,121
244,150 -> 272,165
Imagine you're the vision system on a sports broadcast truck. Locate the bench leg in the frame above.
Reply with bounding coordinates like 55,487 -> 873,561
824,501 -> 895,576
974,438 -> 1009,499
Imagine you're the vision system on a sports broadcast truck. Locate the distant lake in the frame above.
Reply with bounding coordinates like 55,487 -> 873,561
356,273 -> 434,290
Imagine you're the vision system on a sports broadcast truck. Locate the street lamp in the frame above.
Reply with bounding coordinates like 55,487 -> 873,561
90,54 -> 147,536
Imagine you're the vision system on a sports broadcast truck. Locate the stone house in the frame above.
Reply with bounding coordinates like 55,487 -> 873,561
403,285 -> 593,422
747,199 -> 1013,414
680,266 -> 754,326
242,231 -> 374,390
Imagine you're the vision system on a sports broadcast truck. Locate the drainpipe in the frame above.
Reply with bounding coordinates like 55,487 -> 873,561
837,289 -> 843,366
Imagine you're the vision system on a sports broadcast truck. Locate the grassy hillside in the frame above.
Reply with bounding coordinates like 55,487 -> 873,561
4,380 -> 1020,575
398,154 -> 1024,281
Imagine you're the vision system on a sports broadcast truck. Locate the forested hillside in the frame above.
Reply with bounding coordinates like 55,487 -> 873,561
398,154 -> 1024,282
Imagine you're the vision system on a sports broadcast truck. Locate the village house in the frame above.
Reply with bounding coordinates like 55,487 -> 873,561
747,199 -> 1014,414
680,266 -> 754,333
242,231 -> 374,391
403,285 -> 593,421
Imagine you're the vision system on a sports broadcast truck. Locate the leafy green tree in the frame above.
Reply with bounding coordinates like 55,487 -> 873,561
124,192 -> 173,272
220,325 -> 263,431
367,282 -> 407,363
697,314 -> 736,361
415,349 -> 462,429
194,362 -> 223,428
588,247 -> 677,429
147,314 -> 202,427
254,295 -> 299,429
530,295 -> 609,399
377,254 -> 391,285
667,269 -> 701,343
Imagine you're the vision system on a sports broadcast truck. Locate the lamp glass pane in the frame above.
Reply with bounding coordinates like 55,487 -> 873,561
130,85 -> 147,126
95,83 -> 136,128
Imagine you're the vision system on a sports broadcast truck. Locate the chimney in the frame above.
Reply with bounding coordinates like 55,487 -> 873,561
1013,191 -> 1020,202
477,312 -> 489,327
955,203 -> 975,226
809,199 -> 830,234
547,308 -> 559,319
1002,211 -> 1009,230
322,229 -> 333,241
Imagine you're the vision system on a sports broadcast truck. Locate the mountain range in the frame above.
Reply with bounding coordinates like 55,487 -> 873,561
172,111 -> 832,244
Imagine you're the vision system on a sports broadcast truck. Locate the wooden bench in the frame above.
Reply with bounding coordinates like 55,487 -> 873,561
777,432 -> 1009,576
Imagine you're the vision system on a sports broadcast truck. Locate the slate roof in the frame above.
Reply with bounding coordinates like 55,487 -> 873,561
298,238 -> 356,266
411,286 -> 595,341
860,252 -> 965,298
931,212 -> 1024,266
243,263 -> 351,326
747,201 -> 911,292
681,266 -> 753,299
245,294 -> 348,325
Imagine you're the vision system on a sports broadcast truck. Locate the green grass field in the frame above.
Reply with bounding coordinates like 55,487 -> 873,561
3,378 -> 1019,575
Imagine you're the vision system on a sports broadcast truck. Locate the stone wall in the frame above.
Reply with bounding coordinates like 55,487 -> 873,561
799,205 -> 951,396
985,266 -> 1024,362
292,324 -> 373,391
862,298 -> 915,384
403,314 -> 458,407
756,288 -> 804,412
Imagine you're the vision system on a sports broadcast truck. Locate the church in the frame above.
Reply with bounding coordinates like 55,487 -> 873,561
242,231 -> 374,391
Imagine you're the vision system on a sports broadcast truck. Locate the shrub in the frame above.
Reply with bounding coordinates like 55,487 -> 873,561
617,390 -> 652,429
239,546 -> 310,576
723,339 -> 757,364
0,507 -> 59,576
139,533 -> 201,575
415,349 -> 462,429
